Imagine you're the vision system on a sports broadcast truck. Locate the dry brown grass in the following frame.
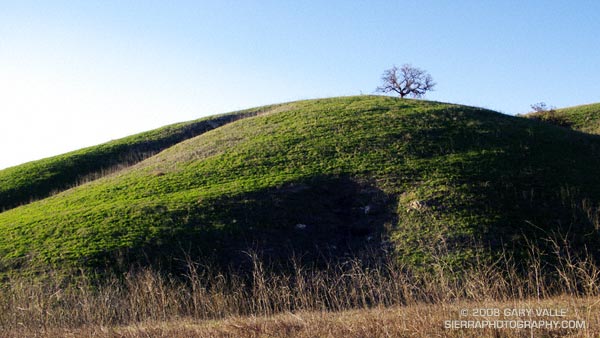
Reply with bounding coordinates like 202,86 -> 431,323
1,237 -> 600,337
4,296 -> 599,337
113,297 -> 600,338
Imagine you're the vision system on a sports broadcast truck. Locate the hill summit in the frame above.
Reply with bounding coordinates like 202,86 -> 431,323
1,96 -> 600,276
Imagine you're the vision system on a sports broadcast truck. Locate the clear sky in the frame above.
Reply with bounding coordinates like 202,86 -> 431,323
1,1 -> 599,169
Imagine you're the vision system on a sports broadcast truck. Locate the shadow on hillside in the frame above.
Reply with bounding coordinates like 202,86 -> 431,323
107,175 -> 398,274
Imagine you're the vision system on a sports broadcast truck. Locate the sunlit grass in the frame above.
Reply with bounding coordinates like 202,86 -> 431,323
1,96 -> 600,277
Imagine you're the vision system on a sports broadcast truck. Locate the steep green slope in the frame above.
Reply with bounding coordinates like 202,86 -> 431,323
1,96 -> 600,276
524,103 -> 600,135
0,106 -> 277,212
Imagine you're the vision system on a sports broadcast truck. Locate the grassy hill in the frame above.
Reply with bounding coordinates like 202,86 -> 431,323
524,102 -> 600,135
0,105 -> 282,212
1,95 -> 600,276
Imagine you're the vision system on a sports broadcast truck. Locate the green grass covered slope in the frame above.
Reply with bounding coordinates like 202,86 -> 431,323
524,102 -> 600,135
1,96 -> 600,275
0,106 -> 279,212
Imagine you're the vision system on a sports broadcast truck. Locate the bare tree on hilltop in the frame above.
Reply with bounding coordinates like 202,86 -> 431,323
376,64 -> 436,98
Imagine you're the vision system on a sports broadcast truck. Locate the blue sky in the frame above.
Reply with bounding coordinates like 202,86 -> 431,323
1,1 -> 599,169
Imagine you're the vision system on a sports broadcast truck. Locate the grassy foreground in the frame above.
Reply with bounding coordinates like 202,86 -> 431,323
2,231 -> 600,337
1,247 -> 599,337
4,297 -> 598,338
80,298 -> 600,338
